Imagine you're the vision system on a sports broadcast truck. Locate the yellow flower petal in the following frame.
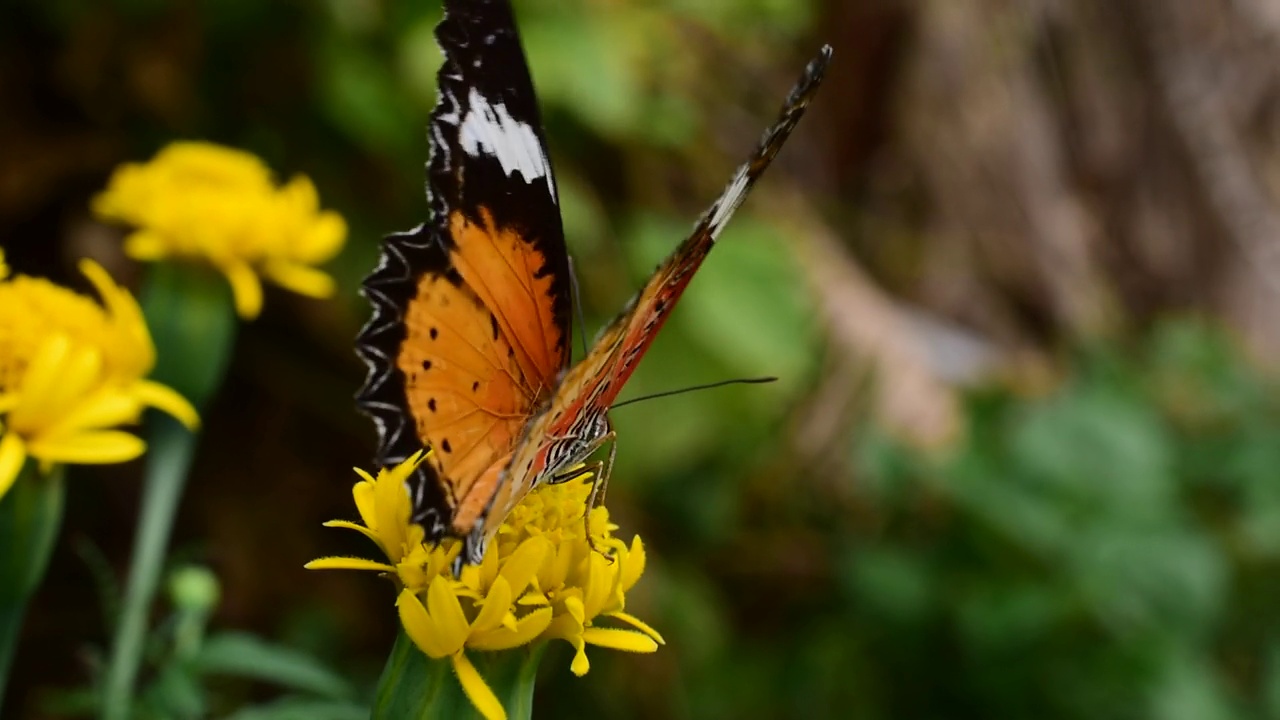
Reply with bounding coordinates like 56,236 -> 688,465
610,612 -> 666,645
426,574 -> 470,656
568,636 -> 590,676
620,536 -> 646,592
517,588 -> 549,606
132,380 -> 199,429
223,261 -> 263,320
451,651 -> 506,720
539,539 -> 574,590
541,611 -> 585,643
472,576 -> 512,634
581,552 -> 615,619
498,536 -> 549,599
469,607 -> 554,652
304,556 -> 396,572
27,430 -> 145,465
262,262 -> 335,299
8,334 -> 73,428
41,390 -> 140,438
581,627 -> 659,654
352,480 -> 377,528
0,433 -> 28,500
305,211 -> 348,260
398,588 -> 453,659
562,594 -> 586,625
30,345 -> 104,428
321,519 -> 382,545
122,230 -> 168,260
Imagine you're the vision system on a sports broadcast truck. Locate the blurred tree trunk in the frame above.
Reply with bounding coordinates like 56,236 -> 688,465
824,0 -> 1280,357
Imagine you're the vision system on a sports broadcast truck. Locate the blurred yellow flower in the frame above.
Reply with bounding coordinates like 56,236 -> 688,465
308,452 -> 662,720
0,253 -> 198,498
92,141 -> 347,319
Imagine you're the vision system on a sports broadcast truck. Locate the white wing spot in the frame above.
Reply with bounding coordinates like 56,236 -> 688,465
707,166 -> 750,239
459,88 -> 556,200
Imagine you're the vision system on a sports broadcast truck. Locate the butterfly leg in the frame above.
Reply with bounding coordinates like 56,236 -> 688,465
547,456 -> 611,559
587,427 -> 617,510
581,428 -> 617,560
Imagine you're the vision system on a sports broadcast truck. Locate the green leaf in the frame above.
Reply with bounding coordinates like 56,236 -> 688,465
371,631 -> 546,720
318,40 -> 416,157
195,631 -> 355,700
521,10 -> 643,137
144,662 -> 207,720
1148,644 -> 1240,720
842,547 -> 936,625
0,462 -> 65,705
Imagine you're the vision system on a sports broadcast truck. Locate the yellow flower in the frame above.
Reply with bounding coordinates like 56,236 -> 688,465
308,453 -> 662,720
0,254 -> 199,498
92,141 -> 347,320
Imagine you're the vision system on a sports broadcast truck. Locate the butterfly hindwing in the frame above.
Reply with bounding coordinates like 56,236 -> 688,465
356,0 -> 572,536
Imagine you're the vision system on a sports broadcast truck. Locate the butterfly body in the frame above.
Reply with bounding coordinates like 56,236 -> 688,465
357,0 -> 831,565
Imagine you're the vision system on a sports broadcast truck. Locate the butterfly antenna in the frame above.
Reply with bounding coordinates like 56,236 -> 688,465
568,256 -> 589,358
610,376 -> 778,410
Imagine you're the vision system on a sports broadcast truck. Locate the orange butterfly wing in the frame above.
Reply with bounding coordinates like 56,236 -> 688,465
356,0 -> 570,538
458,46 -> 834,563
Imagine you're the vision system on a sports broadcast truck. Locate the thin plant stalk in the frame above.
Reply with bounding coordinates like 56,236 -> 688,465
101,263 -> 235,720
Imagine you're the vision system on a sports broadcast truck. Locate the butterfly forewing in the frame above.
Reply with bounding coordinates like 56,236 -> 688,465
356,0 -> 572,536
460,46 -> 834,562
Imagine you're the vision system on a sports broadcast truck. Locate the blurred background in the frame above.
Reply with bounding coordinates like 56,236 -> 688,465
5,0 -> 1280,717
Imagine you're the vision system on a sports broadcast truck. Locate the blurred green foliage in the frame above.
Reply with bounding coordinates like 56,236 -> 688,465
836,322 -> 1280,720
535,321 -> 1280,720
44,564 -> 364,719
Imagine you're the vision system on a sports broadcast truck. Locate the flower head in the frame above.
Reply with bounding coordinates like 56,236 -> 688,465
0,254 -> 198,497
308,453 -> 662,720
92,141 -> 347,319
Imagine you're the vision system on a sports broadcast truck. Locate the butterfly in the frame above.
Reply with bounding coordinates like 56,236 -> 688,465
357,0 -> 831,567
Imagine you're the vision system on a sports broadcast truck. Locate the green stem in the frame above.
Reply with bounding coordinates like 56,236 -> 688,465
0,462 -> 66,707
101,416 -> 198,720
372,632 -> 547,720
101,263 -> 235,720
